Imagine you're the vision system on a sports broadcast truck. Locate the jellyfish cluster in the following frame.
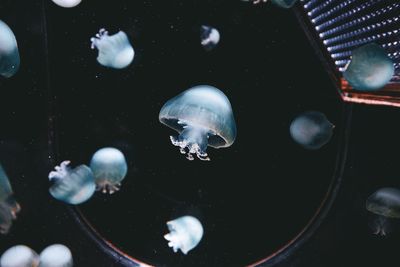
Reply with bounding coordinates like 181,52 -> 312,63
0,20 -> 20,78
0,164 -> 20,235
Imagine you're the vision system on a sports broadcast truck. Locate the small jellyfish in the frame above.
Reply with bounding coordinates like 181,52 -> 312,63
290,111 -> 334,150
164,216 -> 204,255
366,187 -> 400,236
200,25 -> 220,51
51,0 -> 81,8
159,85 -> 237,161
0,164 -> 21,234
0,245 -> 39,267
343,43 -> 394,91
90,147 -> 128,194
0,20 -> 20,78
90,28 -> 134,69
39,244 -> 73,267
48,161 -> 96,205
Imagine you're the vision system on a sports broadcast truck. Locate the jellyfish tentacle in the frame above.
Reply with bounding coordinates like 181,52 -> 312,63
48,160 -> 71,181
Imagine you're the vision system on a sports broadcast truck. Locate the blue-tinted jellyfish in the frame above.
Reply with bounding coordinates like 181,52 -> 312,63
0,245 -> 39,267
90,147 -> 128,194
164,215 -> 204,255
290,111 -> 334,150
51,0 -> 81,8
90,28 -> 134,69
39,244 -> 73,267
343,43 -> 394,91
200,26 -> 220,51
0,164 -> 21,234
48,161 -> 96,205
159,85 -> 237,161
366,187 -> 400,236
0,20 -> 20,78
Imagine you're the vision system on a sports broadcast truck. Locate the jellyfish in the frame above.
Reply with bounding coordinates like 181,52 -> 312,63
0,20 -> 20,78
51,0 -> 81,8
90,28 -> 134,69
343,43 -> 394,91
89,147 -> 128,194
0,164 -> 21,234
39,244 -> 73,267
159,85 -> 237,161
366,187 -> 400,236
241,0 -> 297,8
200,25 -> 220,51
48,161 -> 96,205
0,245 -> 39,267
164,215 -> 204,255
290,111 -> 334,150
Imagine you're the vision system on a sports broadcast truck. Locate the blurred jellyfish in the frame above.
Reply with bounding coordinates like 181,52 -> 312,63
0,164 -> 21,234
343,43 -> 394,91
0,20 -> 20,78
39,244 -> 73,267
90,147 -> 128,194
200,26 -> 220,51
48,161 -> 96,205
366,187 -> 400,236
51,0 -> 81,8
164,216 -> 204,255
159,85 -> 237,161
290,111 -> 334,150
0,245 -> 39,267
90,28 -> 134,69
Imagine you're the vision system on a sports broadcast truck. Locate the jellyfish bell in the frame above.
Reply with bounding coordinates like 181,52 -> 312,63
0,20 -> 20,78
159,85 -> 237,161
0,164 -> 21,234
48,161 -> 96,205
51,0 -> 81,8
39,244 -> 73,267
343,43 -> 394,92
90,28 -> 134,69
0,245 -> 39,267
200,25 -> 220,51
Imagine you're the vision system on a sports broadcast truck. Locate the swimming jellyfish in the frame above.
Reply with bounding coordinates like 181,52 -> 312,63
0,245 -> 39,267
51,0 -> 81,8
48,161 -> 96,205
164,216 -> 204,255
90,28 -> 134,69
343,43 -> 394,91
159,85 -> 237,161
90,147 -> 128,194
290,111 -> 334,150
200,25 -> 220,51
0,20 -> 20,78
366,187 -> 400,236
39,244 -> 73,267
0,164 -> 21,234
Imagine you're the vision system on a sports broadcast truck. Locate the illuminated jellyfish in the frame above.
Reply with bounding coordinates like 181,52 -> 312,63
290,111 -> 334,150
0,164 -> 21,234
200,25 -> 220,51
39,244 -> 73,267
0,245 -> 39,267
0,20 -> 20,78
366,187 -> 400,236
241,0 -> 298,8
89,147 -> 128,194
48,161 -> 96,205
164,216 -> 204,255
159,85 -> 237,161
90,28 -> 134,69
51,0 -> 81,8
343,43 -> 394,91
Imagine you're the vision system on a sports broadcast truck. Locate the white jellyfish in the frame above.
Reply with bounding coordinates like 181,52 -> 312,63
48,161 -> 96,205
0,164 -> 21,234
200,25 -> 220,51
0,245 -> 39,267
164,216 -> 204,255
90,28 -> 134,69
51,0 -> 81,8
89,147 -> 128,194
0,20 -> 20,78
39,244 -> 73,267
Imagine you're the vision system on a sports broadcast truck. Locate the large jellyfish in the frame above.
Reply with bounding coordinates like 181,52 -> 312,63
90,28 -> 134,69
48,161 -> 96,205
343,43 -> 394,91
0,20 -> 20,78
164,216 -> 204,255
90,147 -> 128,194
366,187 -> 400,236
39,244 -> 73,267
0,245 -> 39,267
159,85 -> 237,161
0,164 -> 21,234
200,25 -> 220,51
51,0 -> 81,8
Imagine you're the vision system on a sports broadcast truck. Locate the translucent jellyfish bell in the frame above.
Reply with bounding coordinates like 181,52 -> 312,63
39,244 -> 73,267
200,25 -> 220,51
90,28 -> 134,69
0,164 -> 21,234
164,216 -> 204,255
0,20 -> 20,78
0,245 -> 39,267
90,147 -> 128,194
343,43 -> 394,91
51,0 -> 81,8
159,85 -> 237,161
48,161 -> 96,205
